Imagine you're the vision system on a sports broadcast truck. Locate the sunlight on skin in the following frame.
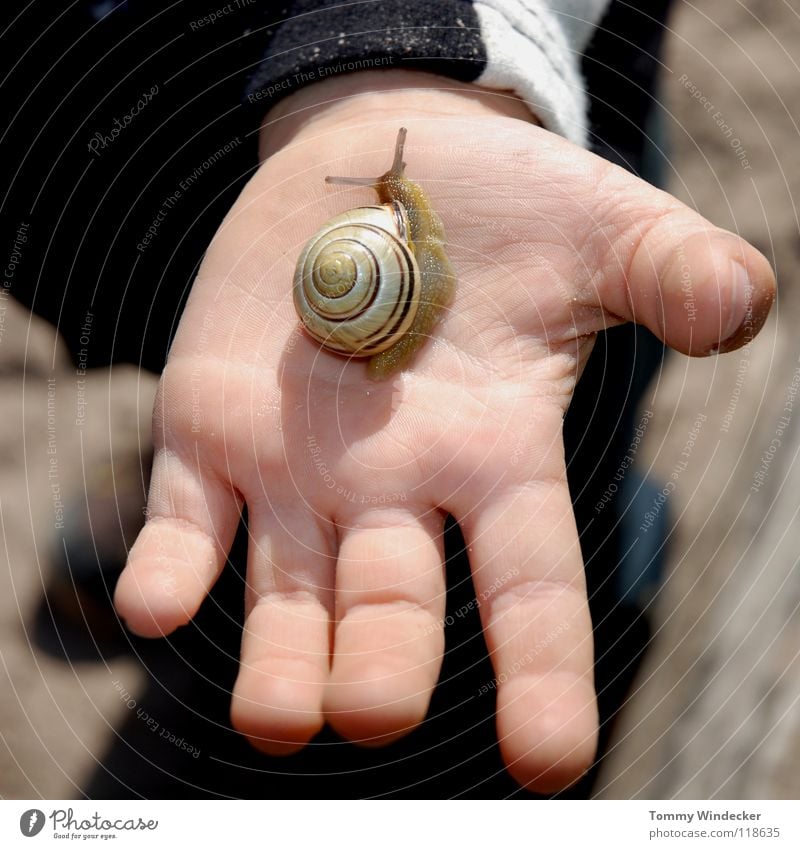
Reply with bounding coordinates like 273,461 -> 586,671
114,71 -> 775,793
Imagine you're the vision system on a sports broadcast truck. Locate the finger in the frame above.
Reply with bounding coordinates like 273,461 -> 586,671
589,166 -> 775,355
454,435 -> 596,793
323,509 -> 446,746
114,447 -> 240,637
231,509 -> 334,755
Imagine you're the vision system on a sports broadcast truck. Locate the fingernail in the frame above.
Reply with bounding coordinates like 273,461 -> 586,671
707,261 -> 754,355
724,261 -> 752,340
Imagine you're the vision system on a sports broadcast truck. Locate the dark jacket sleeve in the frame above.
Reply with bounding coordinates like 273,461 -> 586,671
243,0 -> 609,146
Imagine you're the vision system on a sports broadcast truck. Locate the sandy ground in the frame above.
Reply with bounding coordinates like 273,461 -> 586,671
0,306 -> 156,797
2,0 -> 799,798
594,0 -> 800,799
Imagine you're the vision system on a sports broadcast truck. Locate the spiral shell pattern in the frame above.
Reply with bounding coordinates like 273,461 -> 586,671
293,202 -> 421,356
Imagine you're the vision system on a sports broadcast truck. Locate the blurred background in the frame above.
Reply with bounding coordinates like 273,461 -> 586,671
1,0 -> 799,798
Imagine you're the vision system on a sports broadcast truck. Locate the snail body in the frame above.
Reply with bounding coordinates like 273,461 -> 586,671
293,128 -> 455,380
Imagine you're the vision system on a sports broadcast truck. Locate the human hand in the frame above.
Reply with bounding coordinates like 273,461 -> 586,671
114,72 -> 775,792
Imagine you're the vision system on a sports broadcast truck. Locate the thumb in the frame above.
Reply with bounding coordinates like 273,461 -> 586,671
590,167 -> 775,356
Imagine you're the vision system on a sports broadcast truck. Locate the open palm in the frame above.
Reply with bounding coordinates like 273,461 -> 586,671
115,107 -> 774,792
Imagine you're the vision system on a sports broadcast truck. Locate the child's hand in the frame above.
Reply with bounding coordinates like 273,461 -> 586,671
114,75 -> 775,792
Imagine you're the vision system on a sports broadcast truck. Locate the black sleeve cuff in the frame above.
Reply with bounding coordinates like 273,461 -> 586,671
243,1 -> 486,114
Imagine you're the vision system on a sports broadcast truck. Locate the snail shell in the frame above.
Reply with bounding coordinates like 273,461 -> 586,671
293,128 -> 455,379
293,200 -> 421,356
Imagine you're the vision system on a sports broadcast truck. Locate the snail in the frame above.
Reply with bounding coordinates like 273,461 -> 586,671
293,127 -> 455,380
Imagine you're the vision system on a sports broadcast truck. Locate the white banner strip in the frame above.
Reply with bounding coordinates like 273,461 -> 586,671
1,799 -> 797,848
